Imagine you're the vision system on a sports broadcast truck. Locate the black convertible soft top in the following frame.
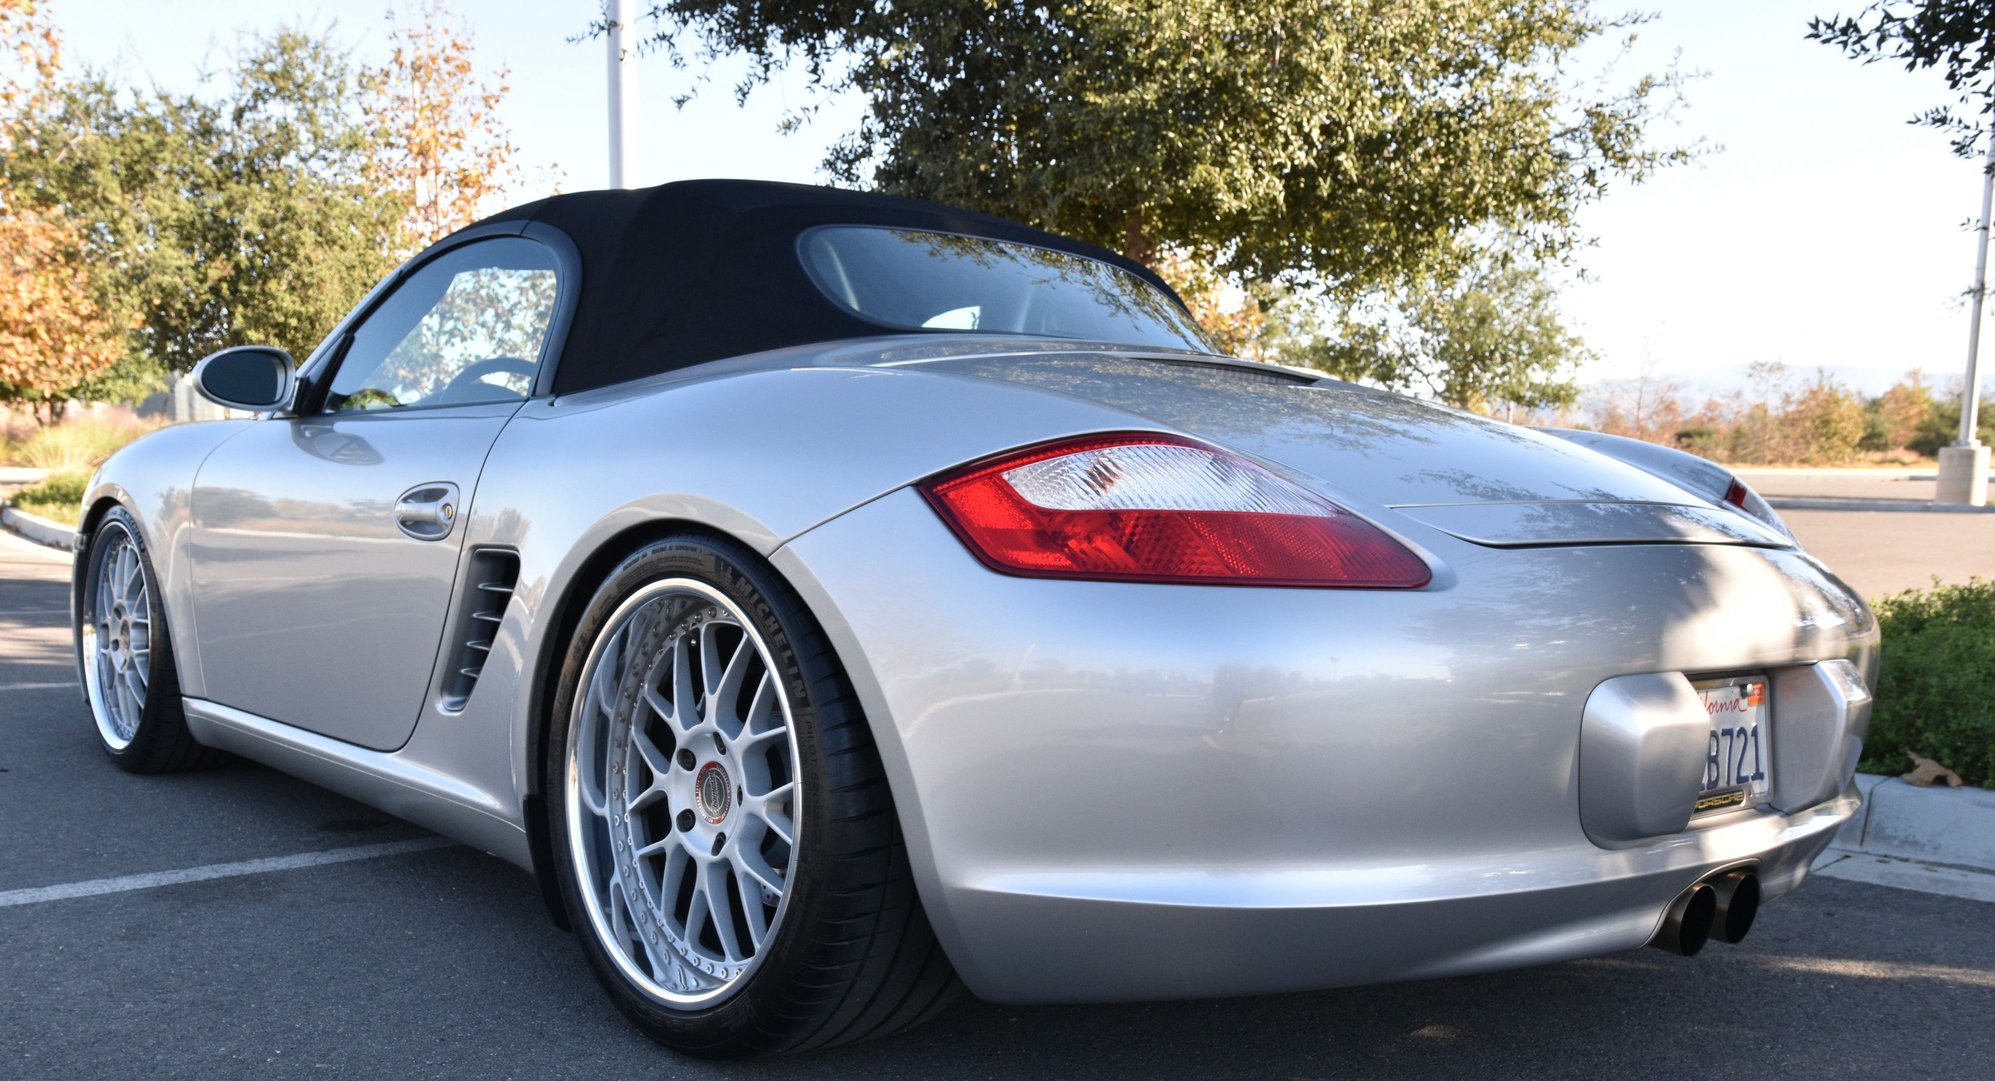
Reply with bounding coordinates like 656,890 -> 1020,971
481,179 -> 1186,396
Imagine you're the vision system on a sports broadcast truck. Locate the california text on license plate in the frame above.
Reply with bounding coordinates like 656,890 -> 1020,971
1695,677 -> 1770,813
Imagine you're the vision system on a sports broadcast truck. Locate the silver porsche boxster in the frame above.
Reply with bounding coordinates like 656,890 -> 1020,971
72,179 -> 1876,1057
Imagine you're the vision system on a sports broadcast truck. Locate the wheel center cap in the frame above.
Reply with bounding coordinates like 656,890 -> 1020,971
695,762 -> 732,824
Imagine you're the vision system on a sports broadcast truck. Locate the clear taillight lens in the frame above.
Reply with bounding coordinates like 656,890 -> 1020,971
919,433 -> 1431,588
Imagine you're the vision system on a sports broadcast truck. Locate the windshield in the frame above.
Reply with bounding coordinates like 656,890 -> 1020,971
799,226 -> 1213,353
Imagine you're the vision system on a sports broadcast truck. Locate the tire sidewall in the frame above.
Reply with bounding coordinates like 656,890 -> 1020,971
545,535 -> 843,1053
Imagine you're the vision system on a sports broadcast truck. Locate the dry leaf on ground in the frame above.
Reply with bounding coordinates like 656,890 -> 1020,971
1903,750 -> 1965,788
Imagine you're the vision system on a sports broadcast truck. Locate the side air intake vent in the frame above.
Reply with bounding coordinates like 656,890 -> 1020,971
440,549 -> 520,712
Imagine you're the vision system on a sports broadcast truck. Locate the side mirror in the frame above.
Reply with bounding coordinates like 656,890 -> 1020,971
193,345 -> 297,412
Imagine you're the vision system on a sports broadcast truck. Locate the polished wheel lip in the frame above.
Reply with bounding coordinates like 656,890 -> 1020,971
82,520 -> 151,753
564,577 -> 803,1009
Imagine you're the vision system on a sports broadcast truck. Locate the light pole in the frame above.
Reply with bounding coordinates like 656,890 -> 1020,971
1937,124 -> 1995,506
605,0 -> 637,189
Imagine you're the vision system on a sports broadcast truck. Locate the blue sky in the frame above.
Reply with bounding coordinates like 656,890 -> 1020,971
52,0 -> 1994,392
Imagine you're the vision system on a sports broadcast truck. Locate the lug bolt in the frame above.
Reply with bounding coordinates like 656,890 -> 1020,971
676,809 -> 695,832
677,748 -> 696,770
711,833 -> 725,856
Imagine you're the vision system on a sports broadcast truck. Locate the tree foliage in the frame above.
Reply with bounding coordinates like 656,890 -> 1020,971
0,0 -> 122,422
1,1 -> 522,416
1148,249 -> 1271,360
0,0 -> 58,116
369,0 -> 518,253
1808,1 -> 1995,158
0,208 -> 125,423
641,0 -> 1690,299
1274,250 -> 1588,413
4,30 -> 403,373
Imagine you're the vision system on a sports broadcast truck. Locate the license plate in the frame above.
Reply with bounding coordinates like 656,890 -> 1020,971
1695,677 -> 1770,813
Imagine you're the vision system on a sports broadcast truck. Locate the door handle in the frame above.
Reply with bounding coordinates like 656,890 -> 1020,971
395,482 -> 462,541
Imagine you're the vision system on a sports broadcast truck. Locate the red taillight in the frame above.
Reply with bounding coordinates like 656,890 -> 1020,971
918,434 -> 1430,588
1723,479 -> 1750,509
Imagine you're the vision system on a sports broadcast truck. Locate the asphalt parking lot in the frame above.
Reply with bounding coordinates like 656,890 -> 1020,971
3,526 -> 1992,1080
1778,507 -> 1995,599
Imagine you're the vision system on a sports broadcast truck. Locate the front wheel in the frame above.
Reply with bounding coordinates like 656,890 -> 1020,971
78,507 -> 215,772
545,535 -> 956,1057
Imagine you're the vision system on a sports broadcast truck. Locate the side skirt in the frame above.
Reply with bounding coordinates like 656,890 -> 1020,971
182,697 -> 533,869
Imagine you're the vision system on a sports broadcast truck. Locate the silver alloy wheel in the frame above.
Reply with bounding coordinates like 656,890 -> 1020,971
81,521 -> 152,752
564,578 -> 802,1007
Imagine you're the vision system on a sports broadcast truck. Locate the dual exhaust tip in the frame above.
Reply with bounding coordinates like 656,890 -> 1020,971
1649,870 -> 1760,957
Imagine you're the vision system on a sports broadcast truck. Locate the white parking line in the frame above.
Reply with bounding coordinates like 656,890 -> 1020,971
0,680 -> 76,692
0,837 -> 457,908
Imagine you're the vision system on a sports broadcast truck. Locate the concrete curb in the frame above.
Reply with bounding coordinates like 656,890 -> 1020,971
1767,497 -> 1995,514
0,506 -> 76,551
0,466 -> 52,485
1832,772 -> 1995,872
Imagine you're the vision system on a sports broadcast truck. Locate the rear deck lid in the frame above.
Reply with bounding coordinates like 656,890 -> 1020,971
915,351 -> 1788,548
1393,501 -> 1789,547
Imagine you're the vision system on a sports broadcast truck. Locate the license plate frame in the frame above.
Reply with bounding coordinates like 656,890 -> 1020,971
1693,675 -> 1771,814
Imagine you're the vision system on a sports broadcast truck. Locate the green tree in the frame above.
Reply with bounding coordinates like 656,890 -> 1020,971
1913,391 -> 1995,454
1272,252 -> 1589,414
638,1 -> 1691,297
1862,370 -> 1938,451
1,29 -> 402,373
1808,1 -> 1995,158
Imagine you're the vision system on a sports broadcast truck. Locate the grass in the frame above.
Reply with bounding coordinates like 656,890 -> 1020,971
1861,579 -> 1995,788
1,415 -> 156,471
6,469 -> 89,527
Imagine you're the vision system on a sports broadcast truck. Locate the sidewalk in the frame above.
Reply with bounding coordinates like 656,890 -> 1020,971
1734,467 -> 1937,503
1814,773 -> 1995,904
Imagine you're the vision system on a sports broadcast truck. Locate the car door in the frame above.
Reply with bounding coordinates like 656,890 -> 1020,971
187,235 -> 565,751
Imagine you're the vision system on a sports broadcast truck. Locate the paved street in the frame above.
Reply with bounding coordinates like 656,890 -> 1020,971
3,524 -> 1992,1080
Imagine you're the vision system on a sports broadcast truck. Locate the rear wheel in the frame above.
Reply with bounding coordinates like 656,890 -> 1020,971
545,535 -> 957,1057
78,507 -> 215,772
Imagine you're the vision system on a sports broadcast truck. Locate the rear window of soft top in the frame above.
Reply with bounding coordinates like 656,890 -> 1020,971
798,226 -> 1213,353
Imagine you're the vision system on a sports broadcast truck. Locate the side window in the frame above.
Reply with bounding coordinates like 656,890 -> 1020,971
323,237 -> 560,413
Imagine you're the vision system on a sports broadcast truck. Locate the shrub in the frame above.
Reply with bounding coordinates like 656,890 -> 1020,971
1861,579 -> 1995,787
7,469 -> 89,527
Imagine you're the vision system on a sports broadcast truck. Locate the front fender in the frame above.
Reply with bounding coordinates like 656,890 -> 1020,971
78,420 -> 255,699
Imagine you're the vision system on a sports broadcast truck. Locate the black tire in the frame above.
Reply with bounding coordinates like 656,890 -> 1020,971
77,507 -> 217,772
544,534 -> 959,1058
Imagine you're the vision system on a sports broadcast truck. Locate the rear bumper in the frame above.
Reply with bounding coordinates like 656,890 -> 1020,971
775,488 -> 1879,1004
925,784 -> 1855,1003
